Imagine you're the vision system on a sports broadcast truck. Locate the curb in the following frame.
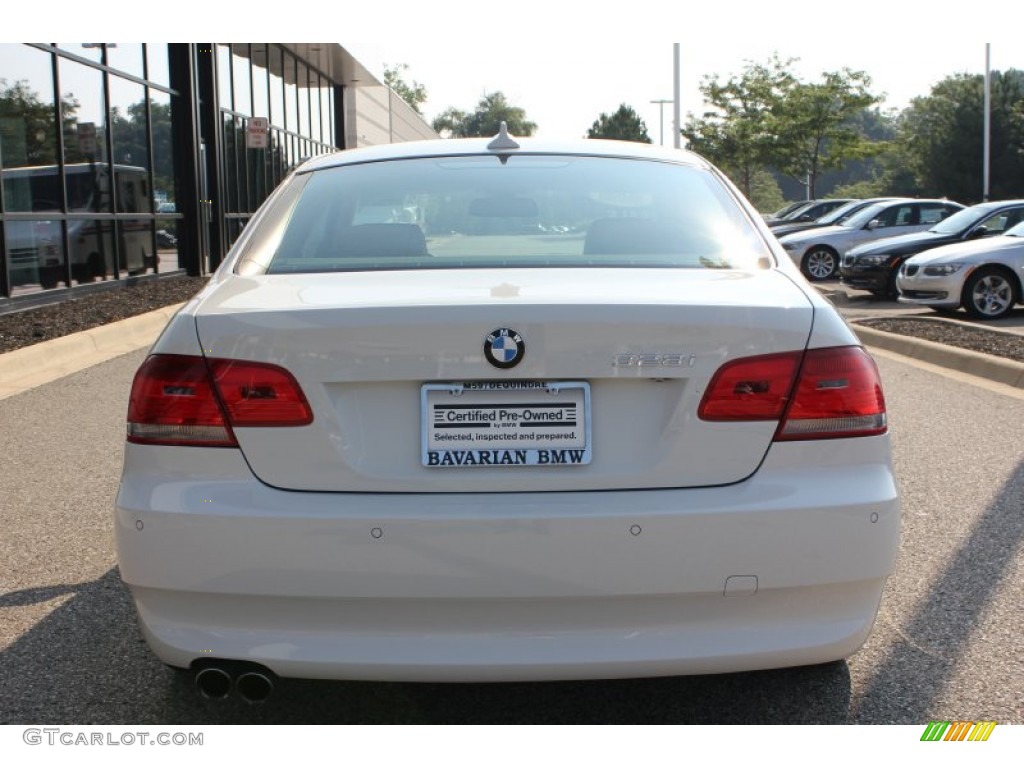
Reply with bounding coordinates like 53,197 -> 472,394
0,304 -> 184,400
864,312 -> 1024,338
851,323 -> 1024,389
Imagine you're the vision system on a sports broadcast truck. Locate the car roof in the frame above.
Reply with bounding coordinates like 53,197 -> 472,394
877,198 -> 949,206
298,137 -> 711,174
960,199 -> 1024,211
857,198 -> 959,214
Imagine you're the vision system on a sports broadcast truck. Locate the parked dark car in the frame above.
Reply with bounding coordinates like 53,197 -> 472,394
156,229 -> 177,249
771,198 -> 899,238
766,199 -> 855,229
763,200 -> 813,221
840,200 -> 1024,297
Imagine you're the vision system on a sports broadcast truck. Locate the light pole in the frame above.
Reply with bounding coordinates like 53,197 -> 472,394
983,43 -> 991,201
673,43 -> 681,149
650,99 -> 672,145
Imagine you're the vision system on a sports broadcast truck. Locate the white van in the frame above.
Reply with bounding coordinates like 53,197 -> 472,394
3,163 -> 156,287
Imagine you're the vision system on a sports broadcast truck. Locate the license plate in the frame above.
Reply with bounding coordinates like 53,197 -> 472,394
422,381 -> 591,468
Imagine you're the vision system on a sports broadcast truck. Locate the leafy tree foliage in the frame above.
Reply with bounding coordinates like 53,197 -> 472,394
803,107 -> 897,193
431,107 -> 467,138
682,56 -> 795,198
747,168 -> 786,213
770,69 -> 882,198
108,99 -> 175,195
683,57 -> 882,198
586,104 -> 651,143
432,92 -> 537,138
383,63 -> 427,115
0,78 -> 63,166
900,69 -> 1024,203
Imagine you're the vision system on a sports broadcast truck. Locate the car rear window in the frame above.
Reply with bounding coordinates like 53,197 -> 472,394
266,154 -> 771,273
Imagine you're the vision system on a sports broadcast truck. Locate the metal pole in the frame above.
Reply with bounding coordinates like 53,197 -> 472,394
983,43 -> 991,201
673,44 -> 681,148
650,99 -> 672,146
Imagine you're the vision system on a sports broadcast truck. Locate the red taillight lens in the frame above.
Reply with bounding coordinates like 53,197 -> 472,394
127,355 -> 235,446
207,358 -> 313,427
697,351 -> 802,421
698,346 -> 887,440
776,346 -> 887,441
127,355 -> 312,446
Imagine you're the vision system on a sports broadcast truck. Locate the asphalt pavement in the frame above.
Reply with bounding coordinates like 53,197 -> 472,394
0,310 -> 1022,723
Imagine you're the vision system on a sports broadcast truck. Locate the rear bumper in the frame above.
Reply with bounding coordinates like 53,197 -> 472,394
116,438 -> 900,681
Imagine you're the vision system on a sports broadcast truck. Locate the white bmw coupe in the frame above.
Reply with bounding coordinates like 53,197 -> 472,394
116,127 -> 899,702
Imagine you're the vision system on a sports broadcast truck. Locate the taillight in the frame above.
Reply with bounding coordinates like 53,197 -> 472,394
207,358 -> 312,427
127,355 -> 312,446
127,355 -> 235,446
698,346 -> 886,440
776,347 -> 886,441
697,352 -> 801,421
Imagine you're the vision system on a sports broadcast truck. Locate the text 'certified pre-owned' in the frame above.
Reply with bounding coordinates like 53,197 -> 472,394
485,328 -> 524,369
422,382 -> 592,468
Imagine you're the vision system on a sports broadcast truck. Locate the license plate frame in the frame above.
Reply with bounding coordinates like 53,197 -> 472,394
421,381 -> 591,468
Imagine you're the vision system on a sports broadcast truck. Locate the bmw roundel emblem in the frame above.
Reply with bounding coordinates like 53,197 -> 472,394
484,328 -> 525,369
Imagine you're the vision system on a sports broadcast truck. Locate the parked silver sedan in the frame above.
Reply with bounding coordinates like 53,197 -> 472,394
778,199 -> 964,281
898,221 -> 1024,318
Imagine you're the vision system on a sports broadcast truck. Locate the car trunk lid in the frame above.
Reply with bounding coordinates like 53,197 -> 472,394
193,268 -> 815,492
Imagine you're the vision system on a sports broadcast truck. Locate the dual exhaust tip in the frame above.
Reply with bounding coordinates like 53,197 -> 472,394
194,662 -> 275,704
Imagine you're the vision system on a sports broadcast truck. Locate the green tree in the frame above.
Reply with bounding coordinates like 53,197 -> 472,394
432,91 -> 537,138
586,103 -> 651,142
769,68 -> 882,198
682,55 -> 796,198
747,168 -> 786,213
107,99 -> 175,196
431,107 -> 468,138
0,78 -> 60,166
900,70 -> 1024,203
110,102 -> 148,166
383,63 -> 427,115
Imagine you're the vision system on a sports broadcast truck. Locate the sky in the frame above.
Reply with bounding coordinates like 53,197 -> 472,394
6,1 -> 1022,143
337,4 -> 1020,141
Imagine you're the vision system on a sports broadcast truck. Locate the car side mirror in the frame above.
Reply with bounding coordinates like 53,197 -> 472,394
866,219 -> 882,230
968,226 -> 988,239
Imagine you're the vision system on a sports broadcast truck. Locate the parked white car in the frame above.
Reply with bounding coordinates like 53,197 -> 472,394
778,199 -> 964,281
116,129 -> 899,701
897,221 -> 1024,318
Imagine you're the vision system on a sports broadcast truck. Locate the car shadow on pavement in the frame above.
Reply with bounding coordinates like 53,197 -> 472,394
853,457 -> 1024,723
0,567 -> 852,724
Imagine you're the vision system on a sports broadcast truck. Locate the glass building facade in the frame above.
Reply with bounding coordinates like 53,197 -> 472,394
0,43 -> 432,311
212,44 -> 339,251
0,44 -> 180,302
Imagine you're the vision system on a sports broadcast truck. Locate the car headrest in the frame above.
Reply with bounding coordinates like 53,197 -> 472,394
334,224 -> 427,258
583,217 -> 693,255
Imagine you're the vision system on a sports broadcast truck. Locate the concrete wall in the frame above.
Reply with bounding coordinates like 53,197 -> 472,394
388,90 -> 438,142
345,83 -> 438,148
